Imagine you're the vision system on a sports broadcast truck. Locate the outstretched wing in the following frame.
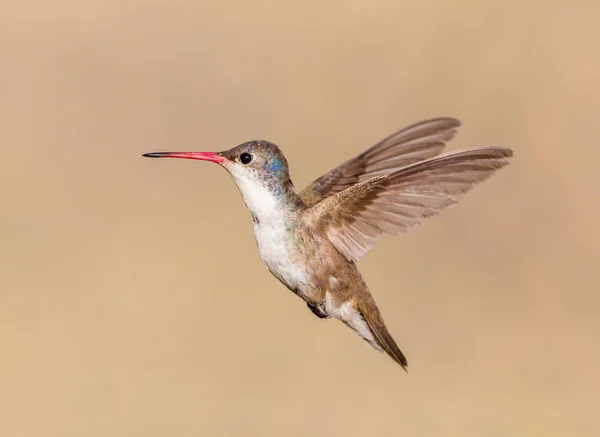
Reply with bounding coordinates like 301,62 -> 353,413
299,118 -> 461,207
305,147 -> 513,262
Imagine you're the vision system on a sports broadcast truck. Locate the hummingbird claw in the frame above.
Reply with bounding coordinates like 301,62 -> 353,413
307,302 -> 330,319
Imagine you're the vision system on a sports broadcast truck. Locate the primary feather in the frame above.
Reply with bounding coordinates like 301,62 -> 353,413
299,117 -> 461,206
305,147 -> 513,262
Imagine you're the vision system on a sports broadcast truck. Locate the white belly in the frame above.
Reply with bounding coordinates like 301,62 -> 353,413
254,221 -> 308,292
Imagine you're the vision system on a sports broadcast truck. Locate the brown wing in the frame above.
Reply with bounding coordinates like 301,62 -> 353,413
299,118 -> 461,207
305,147 -> 513,262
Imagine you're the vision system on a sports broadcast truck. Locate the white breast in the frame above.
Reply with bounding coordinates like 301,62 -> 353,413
254,220 -> 308,292
228,169 -> 309,291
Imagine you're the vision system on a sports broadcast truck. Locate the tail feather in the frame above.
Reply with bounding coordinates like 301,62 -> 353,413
328,294 -> 408,370
358,307 -> 408,371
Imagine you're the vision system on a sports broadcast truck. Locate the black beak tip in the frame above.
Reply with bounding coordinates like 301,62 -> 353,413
143,152 -> 162,158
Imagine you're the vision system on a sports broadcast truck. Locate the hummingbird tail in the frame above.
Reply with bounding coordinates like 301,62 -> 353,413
358,307 -> 408,371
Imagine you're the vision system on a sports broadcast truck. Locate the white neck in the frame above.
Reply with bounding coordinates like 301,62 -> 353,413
228,170 -> 286,224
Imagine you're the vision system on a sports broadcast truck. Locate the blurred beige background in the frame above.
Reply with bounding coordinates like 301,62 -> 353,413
1,1 -> 598,436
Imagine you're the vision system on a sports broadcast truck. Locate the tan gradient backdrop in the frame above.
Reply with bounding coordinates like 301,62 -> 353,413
1,1 -> 598,436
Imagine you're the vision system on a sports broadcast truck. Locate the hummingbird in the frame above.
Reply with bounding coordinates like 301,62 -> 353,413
143,118 -> 512,370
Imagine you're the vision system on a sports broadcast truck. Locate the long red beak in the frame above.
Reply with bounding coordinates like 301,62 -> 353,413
142,151 -> 226,163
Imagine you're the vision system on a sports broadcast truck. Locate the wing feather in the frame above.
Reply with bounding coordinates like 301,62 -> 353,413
305,147 -> 513,262
299,118 -> 461,206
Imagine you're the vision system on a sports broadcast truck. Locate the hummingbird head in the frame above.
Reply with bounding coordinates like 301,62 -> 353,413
143,140 -> 304,221
218,140 -> 291,186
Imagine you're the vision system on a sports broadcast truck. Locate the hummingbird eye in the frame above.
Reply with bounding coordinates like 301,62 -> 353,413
239,152 -> 253,164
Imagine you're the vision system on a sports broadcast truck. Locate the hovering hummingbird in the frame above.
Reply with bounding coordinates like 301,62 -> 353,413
143,118 -> 512,370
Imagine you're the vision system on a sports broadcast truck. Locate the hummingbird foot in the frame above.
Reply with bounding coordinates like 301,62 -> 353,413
307,302 -> 330,319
